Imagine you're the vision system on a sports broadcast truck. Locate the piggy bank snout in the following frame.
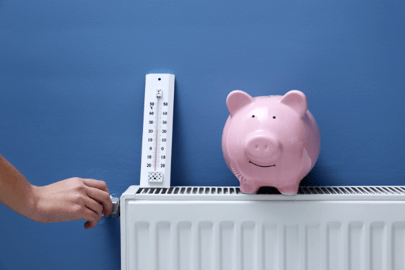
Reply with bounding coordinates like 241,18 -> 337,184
244,134 -> 280,162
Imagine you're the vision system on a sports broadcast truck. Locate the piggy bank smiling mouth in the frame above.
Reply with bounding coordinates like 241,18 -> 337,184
249,161 -> 276,168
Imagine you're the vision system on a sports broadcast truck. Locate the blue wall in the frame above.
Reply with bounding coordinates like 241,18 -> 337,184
1,0 -> 404,269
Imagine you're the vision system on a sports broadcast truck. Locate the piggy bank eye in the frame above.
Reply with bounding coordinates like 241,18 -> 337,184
273,116 -> 276,119
252,115 -> 255,118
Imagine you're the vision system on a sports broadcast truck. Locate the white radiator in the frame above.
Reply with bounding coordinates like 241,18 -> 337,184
120,186 -> 405,270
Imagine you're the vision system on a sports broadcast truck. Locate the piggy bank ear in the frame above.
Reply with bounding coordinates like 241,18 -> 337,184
280,90 -> 308,118
226,90 -> 253,116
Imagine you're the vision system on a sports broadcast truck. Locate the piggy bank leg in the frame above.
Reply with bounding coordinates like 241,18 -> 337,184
278,184 -> 299,195
240,182 -> 259,194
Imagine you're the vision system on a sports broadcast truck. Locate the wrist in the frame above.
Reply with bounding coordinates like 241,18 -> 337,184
28,185 -> 48,223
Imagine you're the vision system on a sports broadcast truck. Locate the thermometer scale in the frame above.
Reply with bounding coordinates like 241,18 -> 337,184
140,74 -> 175,188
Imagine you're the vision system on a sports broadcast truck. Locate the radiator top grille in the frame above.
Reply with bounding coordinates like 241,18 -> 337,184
136,186 -> 405,196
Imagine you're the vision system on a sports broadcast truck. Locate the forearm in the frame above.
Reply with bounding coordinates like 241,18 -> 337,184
0,154 -> 36,220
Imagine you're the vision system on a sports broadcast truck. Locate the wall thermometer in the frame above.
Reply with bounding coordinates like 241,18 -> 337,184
140,74 -> 175,188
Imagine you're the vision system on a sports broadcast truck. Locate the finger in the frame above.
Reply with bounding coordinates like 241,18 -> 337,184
82,179 -> 113,217
82,206 -> 99,229
85,186 -> 113,217
84,221 -> 92,230
82,179 -> 110,194
84,196 -> 103,221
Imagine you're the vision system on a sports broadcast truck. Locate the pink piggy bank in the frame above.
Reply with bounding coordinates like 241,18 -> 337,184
222,90 -> 320,194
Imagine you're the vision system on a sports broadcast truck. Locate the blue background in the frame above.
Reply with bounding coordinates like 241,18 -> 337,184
1,0 -> 404,269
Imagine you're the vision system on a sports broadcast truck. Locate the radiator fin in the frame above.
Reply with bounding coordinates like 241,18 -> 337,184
177,222 -> 191,270
327,222 -> 343,270
157,222 -> 170,270
198,222 -> 213,270
285,224 -> 299,270
241,222 -> 256,270
370,222 -> 385,270
393,222 -> 405,270
220,222 -> 234,270
306,223 -> 320,270
348,222 -> 364,270
134,222 -> 149,270
263,223 -> 278,270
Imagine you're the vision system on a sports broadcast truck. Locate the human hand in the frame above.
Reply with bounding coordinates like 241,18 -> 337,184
31,177 -> 113,229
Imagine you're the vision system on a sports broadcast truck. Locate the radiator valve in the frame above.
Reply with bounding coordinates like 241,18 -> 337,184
110,195 -> 120,218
